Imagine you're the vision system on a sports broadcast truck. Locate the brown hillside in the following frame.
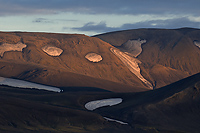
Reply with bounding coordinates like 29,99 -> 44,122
0,60 -> 148,92
0,32 -> 149,92
95,28 -> 200,88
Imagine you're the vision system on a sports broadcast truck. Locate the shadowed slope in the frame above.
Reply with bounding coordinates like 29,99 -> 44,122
93,73 -> 200,132
1,73 -> 200,132
0,85 -> 141,132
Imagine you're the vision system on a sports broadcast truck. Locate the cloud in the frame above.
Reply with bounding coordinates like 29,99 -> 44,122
32,18 -> 54,23
1,0 -> 200,35
0,0 -> 200,16
71,17 -> 200,33
32,18 -> 77,23
120,17 -> 200,29
71,22 -> 117,32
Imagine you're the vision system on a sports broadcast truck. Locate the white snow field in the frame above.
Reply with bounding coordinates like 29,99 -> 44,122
103,117 -> 128,125
194,41 -> 200,48
0,42 -> 27,57
110,48 -> 153,89
0,77 -> 61,92
41,45 -> 63,56
85,53 -> 103,62
120,39 -> 146,57
85,98 -> 122,111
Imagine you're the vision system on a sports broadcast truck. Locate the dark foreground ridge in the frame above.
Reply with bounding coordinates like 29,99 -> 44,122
0,73 -> 200,132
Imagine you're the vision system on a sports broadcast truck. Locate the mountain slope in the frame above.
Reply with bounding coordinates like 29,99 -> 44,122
95,28 -> 200,88
0,85 -> 131,132
0,32 -> 150,92
92,73 -> 200,132
130,73 -> 200,132
0,60 -> 148,92
1,72 -> 200,132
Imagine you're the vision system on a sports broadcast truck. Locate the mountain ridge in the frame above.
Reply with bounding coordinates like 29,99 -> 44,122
95,28 -> 200,88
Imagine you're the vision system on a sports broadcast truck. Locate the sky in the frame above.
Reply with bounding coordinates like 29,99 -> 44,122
0,0 -> 200,36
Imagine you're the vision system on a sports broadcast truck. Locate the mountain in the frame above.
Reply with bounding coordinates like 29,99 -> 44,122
0,31 -> 149,92
95,28 -> 200,88
1,29 -> 200,132
92,73 -> 200,132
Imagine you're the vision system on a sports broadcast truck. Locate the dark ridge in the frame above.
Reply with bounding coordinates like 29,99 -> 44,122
176,27 -> 199,34
93,27 -> 200,37
60,86 -> 111,92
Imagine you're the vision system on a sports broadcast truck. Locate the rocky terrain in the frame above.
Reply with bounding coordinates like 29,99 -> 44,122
0,42 -> 26,57
85,52 -> 103,62
41,45 -> 63,56
119,39 -> 146,57
110,47 -> 153,89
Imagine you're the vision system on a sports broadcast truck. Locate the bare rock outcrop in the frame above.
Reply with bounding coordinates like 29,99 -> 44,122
194,41 -> 200,48
41,45 -> 63,56
119,39 -> 146,57
0,42 -> 27,57
110,47 -> 153,89
85,53 -> 103,62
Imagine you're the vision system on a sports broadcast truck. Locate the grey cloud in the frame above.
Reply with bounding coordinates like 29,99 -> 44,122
71,17 -> 200,34
121,17 -> 200,29
0,0 -> 200,16
32,18 -> 77,23
71,22 -> 117,32
33,18 -> 54,23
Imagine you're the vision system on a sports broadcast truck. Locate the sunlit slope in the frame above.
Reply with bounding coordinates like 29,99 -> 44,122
0,32 -> 150,92
0,60 -> 148,92
95,28 -> 200,88
110,47 -> 153,89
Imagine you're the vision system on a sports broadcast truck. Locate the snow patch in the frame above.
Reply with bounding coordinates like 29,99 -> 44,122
110,47 -> 153,89
0,42 -> 27,57
41,45 -> 63,56
120,39 -> 146,57
85,98 -> 122,111
103,117 -> 128,125
194,41 -> 200,48
85,53 -> 103,62
0,77 -> 61,92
